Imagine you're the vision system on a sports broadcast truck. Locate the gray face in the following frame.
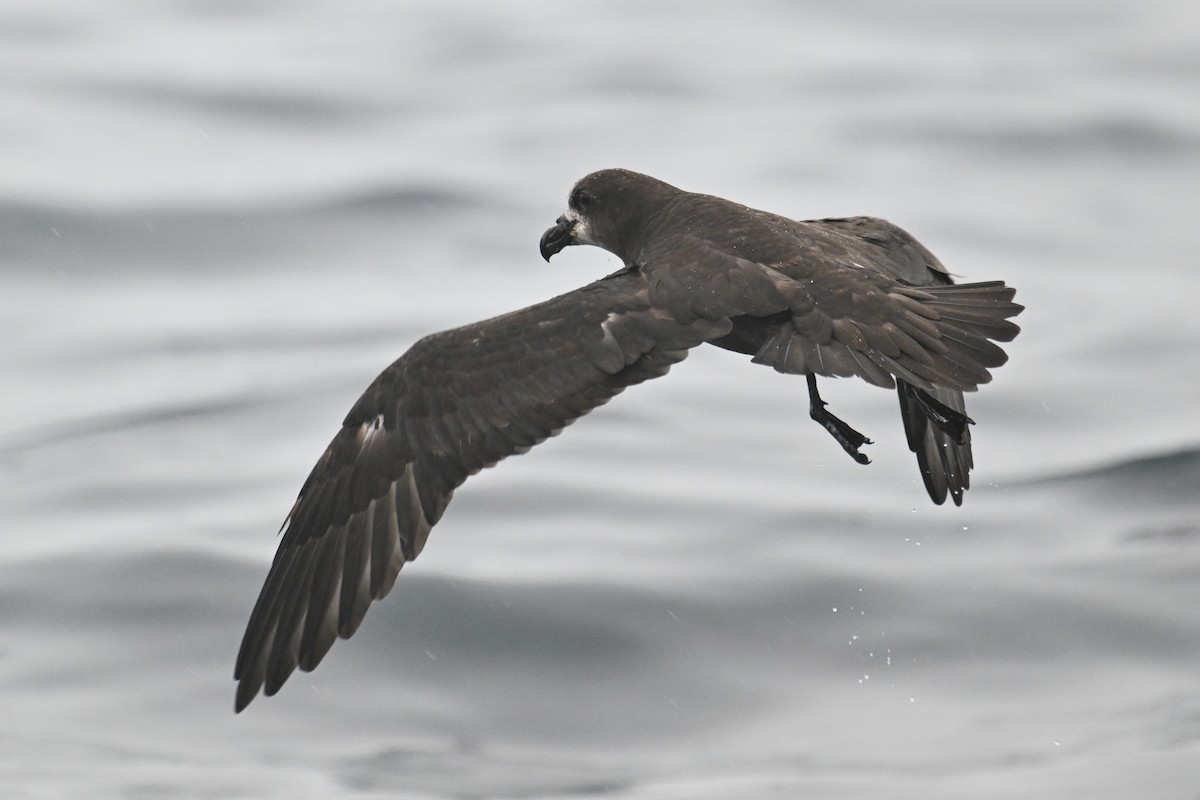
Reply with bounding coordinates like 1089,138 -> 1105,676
539,183 -> 602,261
538,207 -> 597,261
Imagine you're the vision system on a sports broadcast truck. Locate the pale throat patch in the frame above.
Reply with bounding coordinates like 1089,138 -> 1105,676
563,208 -> 596,246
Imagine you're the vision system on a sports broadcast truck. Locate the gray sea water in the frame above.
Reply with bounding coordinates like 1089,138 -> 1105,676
2,1 -> 1199,797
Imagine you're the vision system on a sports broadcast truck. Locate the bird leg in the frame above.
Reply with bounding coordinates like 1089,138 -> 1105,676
807,374 -> 872,465
910,387 -> 974,445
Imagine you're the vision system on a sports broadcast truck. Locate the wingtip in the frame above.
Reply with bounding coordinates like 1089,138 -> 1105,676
234,679 -> 259,713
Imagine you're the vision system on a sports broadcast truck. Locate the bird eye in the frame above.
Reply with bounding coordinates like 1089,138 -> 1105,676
572,190 -> 595,211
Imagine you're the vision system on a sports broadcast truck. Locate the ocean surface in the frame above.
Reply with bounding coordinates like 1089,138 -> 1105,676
2,1 -> 1199,797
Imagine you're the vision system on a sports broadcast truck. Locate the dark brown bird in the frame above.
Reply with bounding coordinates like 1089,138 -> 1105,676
234,169 -> 1022,711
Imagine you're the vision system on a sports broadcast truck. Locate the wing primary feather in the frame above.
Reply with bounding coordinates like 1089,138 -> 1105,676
299,529 -> 346,671
369,483 -> 398,597
338,508 -> 370,636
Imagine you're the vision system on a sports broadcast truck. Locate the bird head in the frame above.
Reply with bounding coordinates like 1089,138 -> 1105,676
540,169 -> 680,264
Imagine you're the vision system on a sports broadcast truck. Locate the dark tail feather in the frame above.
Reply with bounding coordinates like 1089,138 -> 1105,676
897,379 -> 973,506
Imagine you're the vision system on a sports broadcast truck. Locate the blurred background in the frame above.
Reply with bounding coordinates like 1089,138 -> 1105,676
2,1 -> 1198,797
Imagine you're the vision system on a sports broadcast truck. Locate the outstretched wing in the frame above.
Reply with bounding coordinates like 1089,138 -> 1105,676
234,268 -> 730,711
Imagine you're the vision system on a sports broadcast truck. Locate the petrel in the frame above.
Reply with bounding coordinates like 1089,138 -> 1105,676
234,169 -> 1022,710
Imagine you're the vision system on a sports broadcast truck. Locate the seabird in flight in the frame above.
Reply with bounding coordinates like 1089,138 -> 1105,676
234,168 -> 1022,711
